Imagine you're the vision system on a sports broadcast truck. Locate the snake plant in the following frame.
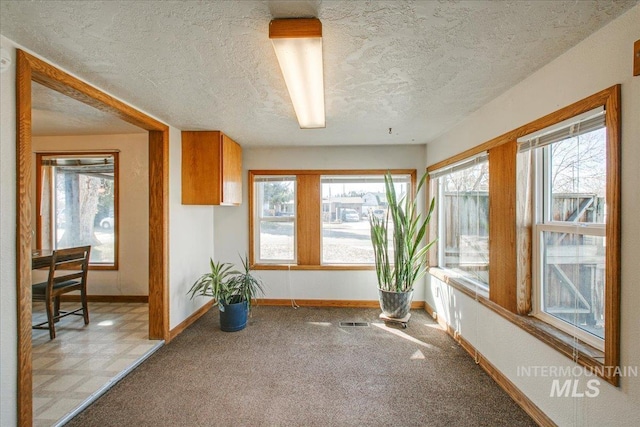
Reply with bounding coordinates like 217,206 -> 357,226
369,171 -> 436,292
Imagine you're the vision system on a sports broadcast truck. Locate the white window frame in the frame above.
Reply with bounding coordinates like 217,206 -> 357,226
528,111 -> 606,350
431,153 -> 490,292
319,173 -> 411,266
253,176 -> 297,264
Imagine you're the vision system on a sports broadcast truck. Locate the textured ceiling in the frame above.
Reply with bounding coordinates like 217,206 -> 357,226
1,0 -> 636,146
32,82 -> 146,136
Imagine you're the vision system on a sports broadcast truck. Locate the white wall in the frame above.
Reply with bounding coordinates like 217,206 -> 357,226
168,127 -> 215,329
213,145 -> 427,302
0,35 -> 18,427
425,6 -> 640,426
32,134 -> 149,296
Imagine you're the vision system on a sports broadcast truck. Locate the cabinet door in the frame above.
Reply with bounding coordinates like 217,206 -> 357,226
221,134 -> 242,205
182,131 -> 222,205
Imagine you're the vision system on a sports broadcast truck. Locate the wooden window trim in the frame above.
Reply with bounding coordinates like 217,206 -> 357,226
430,267 -> 605,367
249,169 -> 416,269
35,151 -> 119,270
427,85 -> 621,386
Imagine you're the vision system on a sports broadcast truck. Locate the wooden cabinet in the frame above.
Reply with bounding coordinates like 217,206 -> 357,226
181,131 -> 242,205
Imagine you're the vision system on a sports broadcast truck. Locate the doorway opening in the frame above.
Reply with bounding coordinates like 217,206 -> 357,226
16,50 -> 169,426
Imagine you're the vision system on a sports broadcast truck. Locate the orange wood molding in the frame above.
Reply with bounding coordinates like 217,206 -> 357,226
269,18 -> 322,39
59,295 -> 149,303
296,174 -> 321,265
148,130 -> 169,342
488,141 -> 517,312
169,300 -> 215,341
427,86 -> 620,173
257,299 -> 425,309
16,48 -> 34,427
633,39 -> 639,76
425,298 -> 556,427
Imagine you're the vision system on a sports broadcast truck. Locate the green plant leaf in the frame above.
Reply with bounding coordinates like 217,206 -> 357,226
369,171 -> 437,292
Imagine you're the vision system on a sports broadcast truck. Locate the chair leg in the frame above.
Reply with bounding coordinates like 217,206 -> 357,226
54,296 -> 61,323
45,297 -> 56,339
81,289 -> 89,325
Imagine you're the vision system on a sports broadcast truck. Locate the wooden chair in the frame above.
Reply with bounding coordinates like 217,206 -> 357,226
32,245 -> 91,339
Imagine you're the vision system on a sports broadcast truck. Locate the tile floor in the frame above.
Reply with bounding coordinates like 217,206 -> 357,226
32,302 -> 163,427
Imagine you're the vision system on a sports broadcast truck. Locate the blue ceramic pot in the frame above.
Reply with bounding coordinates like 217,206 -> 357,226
218,300 -> 248,332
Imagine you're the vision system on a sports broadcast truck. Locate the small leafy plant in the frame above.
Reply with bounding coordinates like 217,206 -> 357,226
188,255 -> 264,310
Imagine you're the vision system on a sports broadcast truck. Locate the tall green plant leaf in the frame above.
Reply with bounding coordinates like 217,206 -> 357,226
369,171 -> 437,292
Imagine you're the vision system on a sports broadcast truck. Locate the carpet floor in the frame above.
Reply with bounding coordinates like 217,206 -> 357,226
67,306 -> 536,426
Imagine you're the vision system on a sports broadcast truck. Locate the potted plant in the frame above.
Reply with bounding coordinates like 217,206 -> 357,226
188,255 -> 264,332
369,171 -> 436,319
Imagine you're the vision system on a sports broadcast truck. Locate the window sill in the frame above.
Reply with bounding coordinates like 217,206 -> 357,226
428,267 -> 614,386
89,264 -> 117,271
251,264 -> 375,271
429,267 -> 489,299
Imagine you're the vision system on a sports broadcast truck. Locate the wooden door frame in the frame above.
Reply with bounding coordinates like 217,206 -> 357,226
16,50 -> 170,426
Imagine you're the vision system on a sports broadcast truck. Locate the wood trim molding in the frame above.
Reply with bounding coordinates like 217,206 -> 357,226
604,84 -> 621,380
427,86 -> 619,173
257,299 -> 425,309
251,264 -> 375,271
16,48 -> 34,427
269,18 -> 322,39
248,169 -> 417,269
21,51 -> 166,131
148,130 -> 169,341
488,141 -> 517,312
169,300 -> 214,341
423,301 -> 556,426
34,151 -> 120,269
430,268 -> 609,379
59,295 -> 149,303
250,169 -> 415,176
633,39 -> 639,77
16,49 -> 170,426
296,174 -> 321,265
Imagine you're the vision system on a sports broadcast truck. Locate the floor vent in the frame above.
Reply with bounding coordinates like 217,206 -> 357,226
339,322 -> 370,327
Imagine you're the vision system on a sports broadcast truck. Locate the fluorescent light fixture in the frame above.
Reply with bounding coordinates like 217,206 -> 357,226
269,18 -> 325,129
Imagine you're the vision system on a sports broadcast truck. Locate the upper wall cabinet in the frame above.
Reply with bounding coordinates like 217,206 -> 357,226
181,131 -> 242,205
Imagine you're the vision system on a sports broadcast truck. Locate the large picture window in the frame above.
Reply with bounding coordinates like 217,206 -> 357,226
36,152 -> 118,268
430,154 -> 490,289
249,170 -> 415,269
320,175 -> 409,264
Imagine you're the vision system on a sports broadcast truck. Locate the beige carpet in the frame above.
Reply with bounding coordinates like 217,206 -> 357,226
67,306 -> 536,426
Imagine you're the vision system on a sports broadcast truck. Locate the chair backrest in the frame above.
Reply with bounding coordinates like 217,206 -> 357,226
46,246 -> 91,291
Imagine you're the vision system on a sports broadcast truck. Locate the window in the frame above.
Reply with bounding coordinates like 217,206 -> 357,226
520,107 -> 607,349
427,85 -> 620,385
36,152 -> 118,268
249,170 -> 415,268
253,176 -> 296,263
430,154 -> 490,289
320,175 -> 410,264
